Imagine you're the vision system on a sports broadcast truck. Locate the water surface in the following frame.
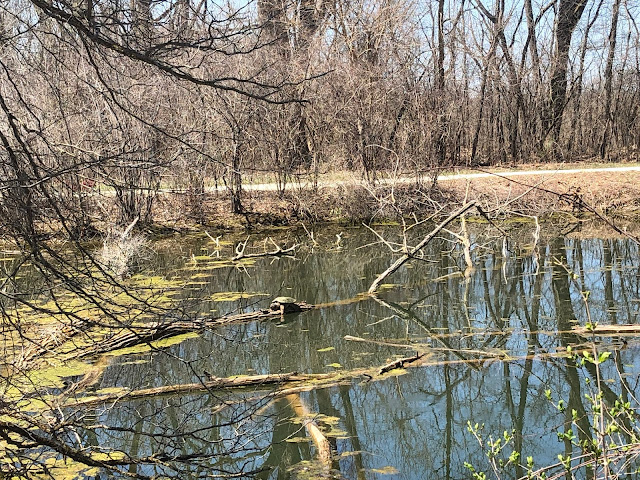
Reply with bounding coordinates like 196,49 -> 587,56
70,222 -> 640,478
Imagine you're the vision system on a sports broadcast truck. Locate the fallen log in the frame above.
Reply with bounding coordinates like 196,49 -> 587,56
344,334 -> 505,358
368,202 -> 477,293
64,349 -> 433,409
204,371 -> 334,388
344,335 -> 419,349
65,371 -> 339,408
78,303 -> 315,358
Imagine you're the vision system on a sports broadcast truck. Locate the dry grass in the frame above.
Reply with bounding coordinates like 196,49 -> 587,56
446,170 -> 640,215
142,168 -> 640,231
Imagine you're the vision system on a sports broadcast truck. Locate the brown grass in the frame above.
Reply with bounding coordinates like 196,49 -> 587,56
148,169 -> 640,231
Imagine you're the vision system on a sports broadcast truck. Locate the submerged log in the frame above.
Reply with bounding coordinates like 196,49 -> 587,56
286,393 -> 333,468
573,324 -> 640,336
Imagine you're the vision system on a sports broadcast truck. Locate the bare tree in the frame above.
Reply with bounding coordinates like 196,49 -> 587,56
547,0 -> 589,154
600,0 -> 622,159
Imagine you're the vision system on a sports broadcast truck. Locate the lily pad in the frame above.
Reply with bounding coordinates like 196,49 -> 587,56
317,347 -> 335,353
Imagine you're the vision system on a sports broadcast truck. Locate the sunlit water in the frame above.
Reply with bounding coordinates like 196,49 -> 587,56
58,222 -> 640,478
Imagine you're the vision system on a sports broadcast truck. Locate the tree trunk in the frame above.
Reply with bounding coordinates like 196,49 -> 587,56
599,0 -> 621,159
567,0 -> 604,153
434,0 -> 447,167
548,0 -> 589,155
470,36 -> 498,166
231,138 -> 243,214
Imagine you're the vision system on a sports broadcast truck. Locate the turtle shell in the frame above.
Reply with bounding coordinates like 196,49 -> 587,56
272,296 -> 297,304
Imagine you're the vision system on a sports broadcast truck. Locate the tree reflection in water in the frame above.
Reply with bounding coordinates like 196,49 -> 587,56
10,225 -> 640,478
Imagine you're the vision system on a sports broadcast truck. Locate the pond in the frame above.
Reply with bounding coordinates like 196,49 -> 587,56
9,220 -> 640,479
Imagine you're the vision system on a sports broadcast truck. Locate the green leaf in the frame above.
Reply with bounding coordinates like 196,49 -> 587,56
598,351 -> 612,364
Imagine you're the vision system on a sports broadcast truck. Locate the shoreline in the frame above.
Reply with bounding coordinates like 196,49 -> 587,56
152,167 -> 640,232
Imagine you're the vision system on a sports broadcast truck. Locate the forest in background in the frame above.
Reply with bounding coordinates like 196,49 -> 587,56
0,0 -> 639,233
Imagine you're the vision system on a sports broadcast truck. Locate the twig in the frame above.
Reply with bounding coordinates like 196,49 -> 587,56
204,230 -> 221,247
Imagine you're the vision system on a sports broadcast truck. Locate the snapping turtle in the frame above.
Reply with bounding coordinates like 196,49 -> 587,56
270,296 -> 302,315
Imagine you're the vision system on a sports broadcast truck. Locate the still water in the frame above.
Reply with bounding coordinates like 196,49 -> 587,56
84,222 -> 640,478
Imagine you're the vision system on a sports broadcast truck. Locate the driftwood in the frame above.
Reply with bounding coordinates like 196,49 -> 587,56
368,202 -> 477,293
232,236 -> 297,261
344,335 -> 508,360
378,352 -> 426,375
344,335 -> 419,349
79,303 -> 314,358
